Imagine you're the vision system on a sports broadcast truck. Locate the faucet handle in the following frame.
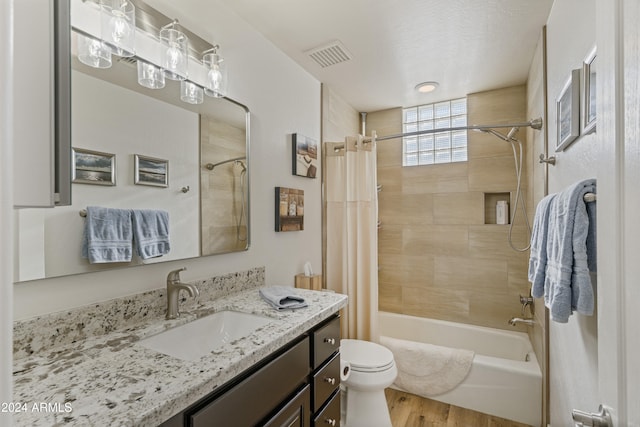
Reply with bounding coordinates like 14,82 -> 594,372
519,294 -> 534,315
167,267 -> 186,283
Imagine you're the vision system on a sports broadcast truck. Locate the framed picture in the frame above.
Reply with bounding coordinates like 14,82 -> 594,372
292,133 -> 318,178
555,69 -> 581,152
275,187 -> 304,232
582,46 -> 597,135
72,147 -> 116,186
134,154 -> 168,187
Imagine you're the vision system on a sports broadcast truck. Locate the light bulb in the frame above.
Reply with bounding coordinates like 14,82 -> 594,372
109,11 -> 131,43
160,26 -> 188,80
208,67 -> 222,90
100,0 -> 135,57
203,49 -> 226,98
166,45 -> 183,70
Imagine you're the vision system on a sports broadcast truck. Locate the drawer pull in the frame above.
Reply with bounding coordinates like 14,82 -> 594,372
324,418 -> 337,426
324,337 -> 336,345
323,377 -> 336,385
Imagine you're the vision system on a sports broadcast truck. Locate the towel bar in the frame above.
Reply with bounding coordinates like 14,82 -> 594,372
584,193 -> 596,202
79,209 -> 87,217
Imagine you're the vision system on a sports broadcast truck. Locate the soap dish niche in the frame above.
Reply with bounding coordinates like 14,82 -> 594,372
484,192 -> 511,225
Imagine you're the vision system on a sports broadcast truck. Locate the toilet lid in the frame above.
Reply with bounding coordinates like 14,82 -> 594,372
341,339 -> 395,372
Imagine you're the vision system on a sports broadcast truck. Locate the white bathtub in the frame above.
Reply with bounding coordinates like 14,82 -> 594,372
379,311 -> 541,426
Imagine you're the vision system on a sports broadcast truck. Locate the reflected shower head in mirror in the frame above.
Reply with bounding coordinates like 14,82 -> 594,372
234,160 -> 247,173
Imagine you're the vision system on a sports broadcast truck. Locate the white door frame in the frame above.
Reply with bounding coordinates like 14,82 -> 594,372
595,0 -> 639,424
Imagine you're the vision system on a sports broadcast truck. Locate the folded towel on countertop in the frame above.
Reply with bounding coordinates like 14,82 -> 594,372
131,209 -> 170,260
529,193 -> 557,299
542,179 -> 597,323
82,206 -> 133,264
259,286 -> 308,310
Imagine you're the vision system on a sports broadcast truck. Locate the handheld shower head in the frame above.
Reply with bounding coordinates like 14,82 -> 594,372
507,127 -> 519,140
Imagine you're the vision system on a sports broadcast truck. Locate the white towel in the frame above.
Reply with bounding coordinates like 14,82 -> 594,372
380,336 -> 474,397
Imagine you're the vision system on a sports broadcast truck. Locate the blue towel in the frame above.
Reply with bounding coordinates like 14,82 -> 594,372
82,206 -> 133,264
259,286 -> 308,310
528,193 -> 557,299
131,209 -> 170,260
543,179 -> 597,323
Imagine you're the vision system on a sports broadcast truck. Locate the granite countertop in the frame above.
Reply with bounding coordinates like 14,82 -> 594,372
12,287 -> 347,426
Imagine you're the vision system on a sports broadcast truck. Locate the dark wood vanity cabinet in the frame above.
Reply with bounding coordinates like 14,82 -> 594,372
310,316 -> 341,427
160,315 -> 341,427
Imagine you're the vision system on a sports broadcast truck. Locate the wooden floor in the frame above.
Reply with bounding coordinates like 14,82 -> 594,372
385,388 -> 532,427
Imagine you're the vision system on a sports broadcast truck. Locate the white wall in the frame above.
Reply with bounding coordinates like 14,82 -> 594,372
545,0 -> 598,425
13,0 -> 322,320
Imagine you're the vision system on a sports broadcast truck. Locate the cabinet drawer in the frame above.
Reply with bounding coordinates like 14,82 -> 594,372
190,337 -> 310,427
262,384 -> 310,427
313,316 -> 340,369
313,390 -> 340,427
312,352 -> 340,410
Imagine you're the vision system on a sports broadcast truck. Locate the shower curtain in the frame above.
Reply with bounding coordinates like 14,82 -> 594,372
325,134 -> 379,341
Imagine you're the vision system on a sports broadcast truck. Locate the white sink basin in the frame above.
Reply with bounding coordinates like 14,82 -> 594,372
138,311 -> 273,361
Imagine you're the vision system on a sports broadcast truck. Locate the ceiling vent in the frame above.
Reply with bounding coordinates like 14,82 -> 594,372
117,57 -> 138,68
305,40 -> 352,68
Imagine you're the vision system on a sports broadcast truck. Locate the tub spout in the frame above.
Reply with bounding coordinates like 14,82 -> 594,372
509,317 -> 535,327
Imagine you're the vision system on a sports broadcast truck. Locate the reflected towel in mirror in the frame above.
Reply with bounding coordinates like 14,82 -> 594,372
131,209 -> 171,260
82,206 -> 133,264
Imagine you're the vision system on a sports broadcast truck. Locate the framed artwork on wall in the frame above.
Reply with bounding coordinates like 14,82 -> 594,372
292,133 -> 318,178
72,147 -> 116,186
134,154 -> 169,187
581,46 -> 597,135
555,68 -> 581,152
275,187 -> 304,231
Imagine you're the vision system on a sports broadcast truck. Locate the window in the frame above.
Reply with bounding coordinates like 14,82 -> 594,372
402,98 -> 467,166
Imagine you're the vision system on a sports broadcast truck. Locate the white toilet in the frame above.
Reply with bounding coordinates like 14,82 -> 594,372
340,339 -> 397,427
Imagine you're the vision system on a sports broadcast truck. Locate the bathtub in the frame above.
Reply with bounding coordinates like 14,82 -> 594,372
379,311 -> 541,426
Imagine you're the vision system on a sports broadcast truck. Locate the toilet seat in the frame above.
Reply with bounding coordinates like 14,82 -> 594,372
341,339 -> 395,373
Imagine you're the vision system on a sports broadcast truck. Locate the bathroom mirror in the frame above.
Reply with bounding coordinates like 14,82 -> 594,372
13,25 -> 250,282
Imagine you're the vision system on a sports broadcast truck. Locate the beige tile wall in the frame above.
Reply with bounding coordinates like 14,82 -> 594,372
371,85 -> 531,331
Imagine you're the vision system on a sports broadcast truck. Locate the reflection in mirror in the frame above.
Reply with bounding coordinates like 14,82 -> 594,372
14,27 -> 249,283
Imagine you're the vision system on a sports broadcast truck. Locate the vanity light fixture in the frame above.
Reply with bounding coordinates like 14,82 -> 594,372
137,59 -> 165,89
77,33 -> 112,69
203,45 -> 227,98
415,81 -> 439,93
160,20 -> 189,81
100,0 -> 136,58
180,81 -> 204,104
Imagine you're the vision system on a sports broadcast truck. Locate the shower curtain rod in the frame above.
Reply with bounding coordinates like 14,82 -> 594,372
364,117 -> 544,142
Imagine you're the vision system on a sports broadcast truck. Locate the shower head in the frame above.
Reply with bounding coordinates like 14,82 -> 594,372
507,127 -> 519,140
478,128 -> 511,142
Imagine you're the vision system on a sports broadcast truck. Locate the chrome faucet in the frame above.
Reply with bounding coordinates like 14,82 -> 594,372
166,267 -> 199,319
508,317 -> 535,327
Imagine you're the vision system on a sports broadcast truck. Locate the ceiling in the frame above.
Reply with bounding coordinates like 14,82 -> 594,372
153,0 -> 555,113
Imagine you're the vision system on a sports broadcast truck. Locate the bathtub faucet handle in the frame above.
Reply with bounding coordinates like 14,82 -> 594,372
520,295 -> 534,315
